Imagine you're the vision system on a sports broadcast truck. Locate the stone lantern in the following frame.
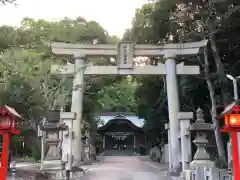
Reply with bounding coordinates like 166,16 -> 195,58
189,108 -> 214,168
39,110 -> 68,170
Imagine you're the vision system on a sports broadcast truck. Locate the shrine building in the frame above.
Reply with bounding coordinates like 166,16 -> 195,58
97,114 -> 146,152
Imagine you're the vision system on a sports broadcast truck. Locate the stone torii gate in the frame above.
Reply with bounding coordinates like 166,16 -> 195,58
51,40 -> 207,172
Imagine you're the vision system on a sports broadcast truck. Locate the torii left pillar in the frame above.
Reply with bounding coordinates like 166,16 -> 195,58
71,54 -> 85,166
165,53 -> 181,173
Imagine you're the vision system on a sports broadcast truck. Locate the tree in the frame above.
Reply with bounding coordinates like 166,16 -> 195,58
0,49 -> 69,129
97,76 -> 137,112
170,0 -> 240,164
0,17 -> 121,156
125,0 -> 240,165
0,0 -> 15,4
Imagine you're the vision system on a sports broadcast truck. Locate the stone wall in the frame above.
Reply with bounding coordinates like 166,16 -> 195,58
183,167 -> 231,180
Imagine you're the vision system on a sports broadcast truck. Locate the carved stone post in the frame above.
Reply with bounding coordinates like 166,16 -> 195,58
103,135 -> 105,150
165,123 -> 172,169
60,112 -> 76,172
178,112 -> 193,171
190,108 -> 214,168
83,130 -> 91,165
38,118 -> 46,170
133,134 -> 136,149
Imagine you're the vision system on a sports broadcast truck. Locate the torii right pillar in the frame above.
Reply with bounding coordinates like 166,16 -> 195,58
164,53 -> 199,174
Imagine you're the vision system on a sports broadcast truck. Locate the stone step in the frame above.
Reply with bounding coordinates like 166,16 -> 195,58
104,150 -> 137,156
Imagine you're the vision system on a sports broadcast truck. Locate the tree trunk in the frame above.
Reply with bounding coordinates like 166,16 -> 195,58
206,78 -> 227,163
221,86 -> 231,106
203,46 -> 227,163
209,34 -> 230,104
30,120 -> 41,148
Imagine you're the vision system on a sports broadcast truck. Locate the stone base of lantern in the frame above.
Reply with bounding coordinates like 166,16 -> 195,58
167,167 -> 182,177
82,145 -> 92,165
45,142 -> 61,160
40,160 -> 63,171
190,159 -> 215,169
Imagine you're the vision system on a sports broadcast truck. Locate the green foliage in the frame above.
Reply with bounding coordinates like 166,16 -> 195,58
0,16 -> 121,156
98,76 -> 137,112
0,49 -> 70,121
124,0 -> 240,153
18,145 -> 41,162
134,76 -> 168,144
30,144 -> 41,162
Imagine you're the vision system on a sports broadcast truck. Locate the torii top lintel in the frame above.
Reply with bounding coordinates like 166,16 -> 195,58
51,40 -> 208,57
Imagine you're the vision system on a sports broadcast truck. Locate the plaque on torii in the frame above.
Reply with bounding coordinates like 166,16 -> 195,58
117,41 -> 133,69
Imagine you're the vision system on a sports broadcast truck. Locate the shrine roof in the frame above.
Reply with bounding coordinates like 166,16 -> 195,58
97,114 -> 144,133
98,112 -> 144,127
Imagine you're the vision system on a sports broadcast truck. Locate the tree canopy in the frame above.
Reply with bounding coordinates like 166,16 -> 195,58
123,0 -> 240,164
0,17 -> 123,130
0,16 -> 128,158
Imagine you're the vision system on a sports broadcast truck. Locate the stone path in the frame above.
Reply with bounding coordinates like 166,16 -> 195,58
6,156 -> 172,180
81,156 -> 171,180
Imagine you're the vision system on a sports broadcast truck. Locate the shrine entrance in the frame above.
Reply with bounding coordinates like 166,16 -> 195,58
105,132 -> 134,150
97,115 -> 146,153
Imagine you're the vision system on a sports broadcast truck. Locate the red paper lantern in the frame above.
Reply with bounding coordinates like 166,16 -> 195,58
228,114 -> 240,127
0,116 -> 11,130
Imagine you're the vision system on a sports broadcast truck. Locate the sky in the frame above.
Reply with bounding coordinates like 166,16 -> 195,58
0,0 -> 147,37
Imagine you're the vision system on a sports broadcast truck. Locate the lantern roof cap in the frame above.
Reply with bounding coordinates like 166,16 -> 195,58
190,108 -> 213,131
0,105 -> 22,119
219,100 -> 240,117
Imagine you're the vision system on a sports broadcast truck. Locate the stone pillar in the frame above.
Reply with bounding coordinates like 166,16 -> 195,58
190,108 -> 214,168
38,117 -> 46,170
61,115 -> 74,171
165,53 -> 181,171
165,123 -> 172,169
84,130 -> 91,164
71,54 -> 85,166
103,135 -> 105,150
178,112 -> 193,171
84,145 -> 90,164
227,141 -> 232,168
134,134 -> 136,149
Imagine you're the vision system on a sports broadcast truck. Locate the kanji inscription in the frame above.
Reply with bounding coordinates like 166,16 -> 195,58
117,41 -> 133,69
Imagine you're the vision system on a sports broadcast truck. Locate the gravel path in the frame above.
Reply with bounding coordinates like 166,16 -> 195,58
81,156 -> 171,180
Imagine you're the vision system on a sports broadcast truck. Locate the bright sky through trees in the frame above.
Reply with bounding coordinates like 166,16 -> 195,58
0,0 -> 146,37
